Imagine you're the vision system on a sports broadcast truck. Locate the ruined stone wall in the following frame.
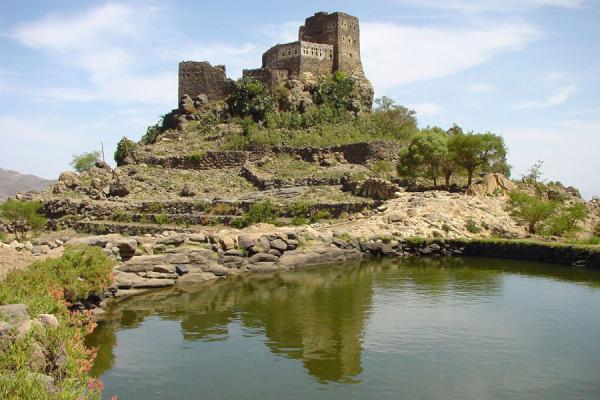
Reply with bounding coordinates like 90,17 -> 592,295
243,68 -> 289,89
178,61 -> 233,102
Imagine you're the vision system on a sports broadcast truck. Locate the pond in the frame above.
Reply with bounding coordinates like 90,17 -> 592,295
87,257 -> 600,400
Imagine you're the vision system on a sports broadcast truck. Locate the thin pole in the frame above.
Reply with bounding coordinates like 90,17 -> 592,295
101,142 -> 105,162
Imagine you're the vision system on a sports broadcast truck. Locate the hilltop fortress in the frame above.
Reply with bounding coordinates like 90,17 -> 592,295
178,11 -> 374,110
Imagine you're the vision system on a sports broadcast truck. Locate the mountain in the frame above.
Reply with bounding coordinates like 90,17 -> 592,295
0,168 -> 55,202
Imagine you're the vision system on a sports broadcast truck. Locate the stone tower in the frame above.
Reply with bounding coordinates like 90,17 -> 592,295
299,12 -> 366,78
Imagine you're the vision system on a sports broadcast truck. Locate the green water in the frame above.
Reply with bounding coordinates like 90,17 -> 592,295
87,257 -> 600,399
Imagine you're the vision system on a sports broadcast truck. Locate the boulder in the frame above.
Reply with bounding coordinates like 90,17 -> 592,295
36,314 -> 59,329
237,235 -> 254,250
58,171 -> 79,189
95,160 -> 112,172
269,238 -> 288,252
109,175 -> 131,197
0,304 -> 29,324
116,238 -> 138,258
157,234 -> 187,247
248,253 -> 279,264
179,94 -> 196,114
467,173 -> 516,196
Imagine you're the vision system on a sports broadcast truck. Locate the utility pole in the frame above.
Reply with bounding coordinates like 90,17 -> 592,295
101,142 -> 105,162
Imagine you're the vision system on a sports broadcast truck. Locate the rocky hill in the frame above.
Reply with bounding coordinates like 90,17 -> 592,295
0,167 -> 55,202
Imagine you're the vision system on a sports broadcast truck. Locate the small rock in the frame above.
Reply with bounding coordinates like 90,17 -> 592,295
175,265 -> 189,276
237,235 -> 254,250
269,239 -> 288,252
267,249 -> 282,257
248,253 -> 279,264
224,249 -> 244,257
157,234 -> 187,246
36,314 -> 59,329
0,304 -> 29,324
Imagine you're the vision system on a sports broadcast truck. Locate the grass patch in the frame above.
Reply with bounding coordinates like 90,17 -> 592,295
0,246 -> 114,399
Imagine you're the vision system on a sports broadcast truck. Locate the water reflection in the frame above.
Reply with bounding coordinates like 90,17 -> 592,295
87,256 -> 600,385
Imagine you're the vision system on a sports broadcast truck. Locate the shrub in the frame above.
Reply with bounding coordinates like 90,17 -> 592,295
545,203 -> 588,236
291,216 -> 309,226
185,152 -> 206,164
211,203 -> 237,215
0,199 -> 47,240
371,160 -> 395,180
508,192 -> 559,234
311,209 -> 332,222
70,151 -> 100,173
0,246 -> 113,399
246,200 -> 276,225
140,116 -> 165,144
466,219 -> 482,234
154,214 -> 168,225
313,71 -> 356,112
227,77 -> 276,121
114,137 -> 137,166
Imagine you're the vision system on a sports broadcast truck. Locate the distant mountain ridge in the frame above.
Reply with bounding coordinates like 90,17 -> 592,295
0,167 -> 55,202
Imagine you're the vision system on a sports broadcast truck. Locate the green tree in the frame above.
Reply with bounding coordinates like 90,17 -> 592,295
507,192 -> 559,234
70,151 -> 100,173
0,199 -> 47,240
449,131 -> 507,186
546,202 -> 588,236
114,137 -> 137,166
227,77 -> 276,121
313,71 -> 356,111
398,128 -> 450,187
371,97 -> 417,139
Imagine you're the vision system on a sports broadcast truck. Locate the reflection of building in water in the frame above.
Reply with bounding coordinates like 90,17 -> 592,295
86,258 -> 512,381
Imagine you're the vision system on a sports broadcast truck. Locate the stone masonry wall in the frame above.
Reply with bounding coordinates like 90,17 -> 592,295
178,61 -> 233,102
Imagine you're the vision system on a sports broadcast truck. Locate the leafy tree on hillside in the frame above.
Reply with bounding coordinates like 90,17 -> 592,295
227,77 -> 276,122
0,199 -> 47,240
372,97 -> 417,139
449,132 -> 507,186
114,137 -> 137,166
507,192 -> 559,234
71,151 -> 100,173
313,71 -> 356,111
398,127 -> 450,187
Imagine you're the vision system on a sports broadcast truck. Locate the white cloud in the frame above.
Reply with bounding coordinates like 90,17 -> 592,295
12,3 -> 175,106
409,102 -> 444,116
467,83 -> 496,93
259,21 -> 301,44
362,22 -> 540,92
514,84 -> 578,109
392,0 -> 584,13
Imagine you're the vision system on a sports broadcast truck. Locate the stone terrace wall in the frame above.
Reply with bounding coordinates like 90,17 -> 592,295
140,151 -> 249,170
246,141 -> 403,165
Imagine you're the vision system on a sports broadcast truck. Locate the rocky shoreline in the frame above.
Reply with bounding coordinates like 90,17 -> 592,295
50,227 -> 596,311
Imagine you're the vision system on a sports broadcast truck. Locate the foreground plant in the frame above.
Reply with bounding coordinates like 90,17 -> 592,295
0,246 -> 114,399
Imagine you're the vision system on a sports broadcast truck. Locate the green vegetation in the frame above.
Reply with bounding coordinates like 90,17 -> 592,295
313,71 -> 358,111
0,246 -> 114,399
448,131 -> 507,186
227,77 -> 275,121
397,128 -> 507,188
232,200 -> 277,228
0,199 -> 47,240
70,151 -> 100,173
545,203 -> 588,236
466,219 -> 482,234
508,192 -> 560,234
154,214 -> 168,225
398,127 -> 450,187
185,152 -> 206,164
114,137 -> 137,166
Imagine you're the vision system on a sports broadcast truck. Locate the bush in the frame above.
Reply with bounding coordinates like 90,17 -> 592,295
114,137 -> 137,166
233,200 -> 277,228
70,151 -> 100,173
291,216 -> 309,226
371,160 -> 395,180
185,152 -> 206,164
0,199 -> 47,240
466,219 -> 482,234
508,192 -> 559,234
0,246 -> 113,399
313,71 -> 356,112
545,203 -> 588,236
311,209 -> 332,222
227,77 -> 276,121
154,214 -> 168,225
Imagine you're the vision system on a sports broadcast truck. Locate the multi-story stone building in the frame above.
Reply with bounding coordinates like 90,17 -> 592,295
178,11 -> 372,107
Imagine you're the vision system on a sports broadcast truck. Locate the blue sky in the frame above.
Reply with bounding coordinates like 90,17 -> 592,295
0,0 -> 598,198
